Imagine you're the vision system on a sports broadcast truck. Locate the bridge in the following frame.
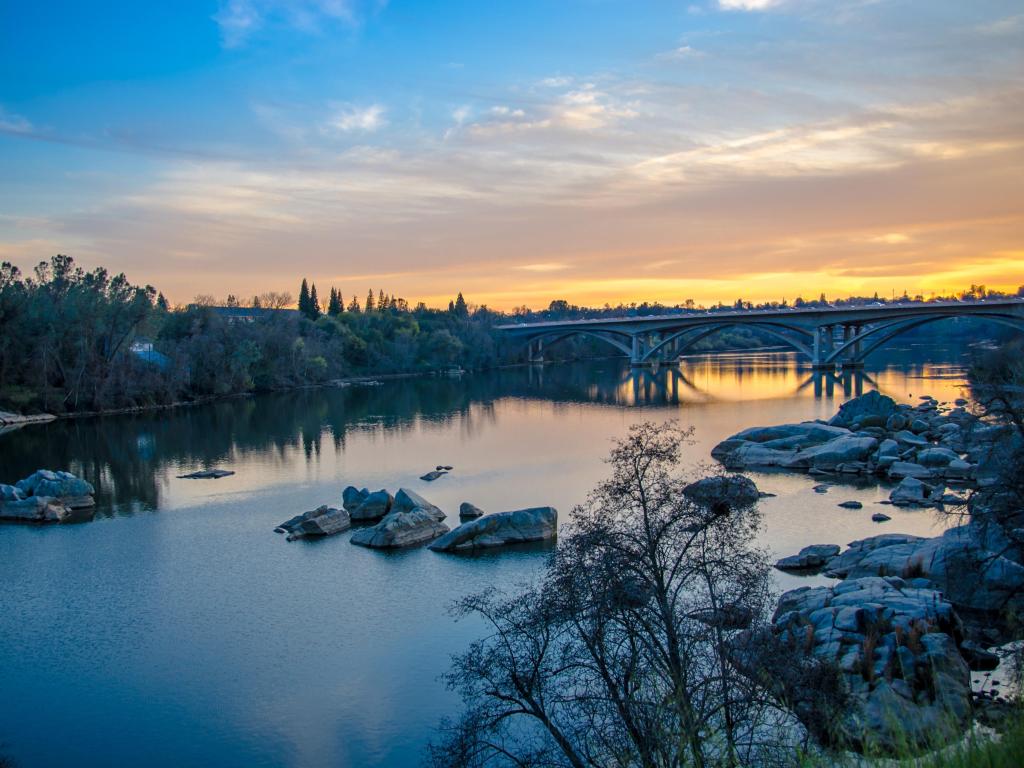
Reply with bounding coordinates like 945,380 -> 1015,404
496,299 -> 1024,369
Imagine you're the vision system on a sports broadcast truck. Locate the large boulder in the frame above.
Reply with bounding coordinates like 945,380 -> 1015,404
429,507 -> 557,552
916,447 -> 960,468
350,489 -> 394,522
889,477 -> 931,506
459,502 -> 485,519
828,391 -> 899,430
276,506 -> 351,541
351,508 -> 449,548
15,469 -> 94,507
784,435 -> 878,471
342,486 -> 369,512
393,488 -> 445,521
682,475 -> 759,514
773,576 -> 971,753
775,544 -> 841,572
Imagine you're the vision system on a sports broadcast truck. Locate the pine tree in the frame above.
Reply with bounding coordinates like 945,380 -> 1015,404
348,295 -> 361,313
298,279 -> 311,316
309,283 -> 321,319
454,291 -> 469,318
328,287 -> 343,316
156,292 -> 170,311
365,289 -> 375,313
448,300 -> 455,313
378,289 -> 386,312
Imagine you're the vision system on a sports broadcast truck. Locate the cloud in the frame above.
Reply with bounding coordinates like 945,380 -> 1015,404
213,0 -> 373,47
516,263 -> 570,272
656,44 -> 703,61
868,233 -> 911,245
717,0 -> 784,11
324,104 -> 387,133
0,106 -> 32,135
976,14 -> 1023,36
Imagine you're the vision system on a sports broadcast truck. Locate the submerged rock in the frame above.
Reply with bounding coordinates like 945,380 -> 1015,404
430,507 -> 557,552
838,500 -> 863,509
420,470 -> 447,482
276,506 -> 351,541
177,469 -> 234,479
351,508 -> 449,548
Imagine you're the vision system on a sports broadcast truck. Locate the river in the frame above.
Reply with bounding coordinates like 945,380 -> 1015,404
0,345 -> 981,767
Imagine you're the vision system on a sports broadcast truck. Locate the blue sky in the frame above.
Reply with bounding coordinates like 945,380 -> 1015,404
1,0 -> 1022,307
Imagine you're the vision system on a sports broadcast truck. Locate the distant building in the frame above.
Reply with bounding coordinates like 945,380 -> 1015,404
203,306 -> 301,324
130,339 -> 170,369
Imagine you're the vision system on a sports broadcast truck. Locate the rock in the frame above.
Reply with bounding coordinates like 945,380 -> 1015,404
0,495 -> 72,523
16,470 -> 95,498
824,534 -> 926,578
342,486 -> 369,512
430,507 -> 558,552
775,544 -> 841,572
351,508 -> 450,548
838,500 -> 863,509
872,512 -> 891,522
786,435 -> 879,471
943,459 -> 974,480
177,469 -> 234,479
917,447 -> 959,467
894,430 -> 930,447
813,484 -> 830,494
954,398 -> 968,407
887,461 -> 933,480
889,477 -> 931,506
350,489 -> 394,522
960,641 -> 999,671
420,470 -> 447,482
0,410 -> 56,426
828,390 -> 899,430
885,413 -> 908,432
681,475 -> 759,514
0,484 -> 24,502
459,502 -> 485,519
910,418 -> 931,434
276,506 -> 351,541
441,465 -> 453,470
773,577 -> 971,753
393,488 -> 445,521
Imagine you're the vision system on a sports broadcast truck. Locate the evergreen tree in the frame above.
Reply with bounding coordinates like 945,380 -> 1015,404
298,279 -> 311,316
365,289 -> 375,313
378,289 -> 387,312
252,295 -> 261,308
348,295 -> 361,313
309,283 -> 321,319
328,287 -> 343,316
156,292 -> 170,311
454,291 -> 469,318
448,300 -> 455,313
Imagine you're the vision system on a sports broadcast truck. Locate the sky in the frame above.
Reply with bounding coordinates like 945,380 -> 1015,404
0,0 -> 1022,310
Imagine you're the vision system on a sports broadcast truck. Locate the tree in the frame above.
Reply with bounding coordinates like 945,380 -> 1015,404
156,293 -> 170,311
347,295 -> 362,314
365,289 -> 375,313
308,283 -> 321,320
328,288 -> 343,316
454,292 -> 469,318
298,279 -> 311,316
259,291 -> 292,310
430,422 -> 805,768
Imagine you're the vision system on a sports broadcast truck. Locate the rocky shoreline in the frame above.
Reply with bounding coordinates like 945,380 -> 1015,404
723,390 -> 1023,754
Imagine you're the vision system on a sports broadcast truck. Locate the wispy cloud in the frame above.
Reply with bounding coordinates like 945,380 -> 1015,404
213,0 -> 375,47
717,0 -> 784,11
656,44 -> 703,61
323,104 -> 387,133
0,106 -> 32,135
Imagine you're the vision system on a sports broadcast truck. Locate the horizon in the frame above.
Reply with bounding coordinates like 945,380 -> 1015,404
2,1 -> 1022,310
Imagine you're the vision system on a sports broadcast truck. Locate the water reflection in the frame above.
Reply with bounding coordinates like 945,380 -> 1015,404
0,347 -> 971,518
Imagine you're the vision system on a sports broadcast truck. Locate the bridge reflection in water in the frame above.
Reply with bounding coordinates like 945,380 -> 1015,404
525,351 -> 932,407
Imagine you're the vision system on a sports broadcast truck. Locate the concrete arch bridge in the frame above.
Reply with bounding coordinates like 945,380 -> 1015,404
497,299 -> 1024,369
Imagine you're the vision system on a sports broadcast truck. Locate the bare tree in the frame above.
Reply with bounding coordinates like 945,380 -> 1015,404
429,422 -> 808,768
258,291 -> 293,310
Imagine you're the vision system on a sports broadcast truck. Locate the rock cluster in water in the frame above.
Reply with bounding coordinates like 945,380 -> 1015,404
711,391 -> 992,495
429,507 -> 557,552
0,469 -> 95,523
276,505 -> 351,541
774,576 -> 971,753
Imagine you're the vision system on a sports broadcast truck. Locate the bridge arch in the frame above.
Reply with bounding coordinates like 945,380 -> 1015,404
524,329 -> 633,358
642,320 -> 815,363
825,312 -> 1024,365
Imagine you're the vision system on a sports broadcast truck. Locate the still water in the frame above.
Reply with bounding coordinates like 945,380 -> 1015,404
0,347 -> 976,768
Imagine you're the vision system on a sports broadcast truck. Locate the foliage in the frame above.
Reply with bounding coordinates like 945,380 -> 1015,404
428,422 -> 825,768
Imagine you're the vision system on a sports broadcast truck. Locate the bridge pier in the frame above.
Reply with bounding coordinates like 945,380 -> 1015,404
811,325 -> 836,370
528,338 -> 544,364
